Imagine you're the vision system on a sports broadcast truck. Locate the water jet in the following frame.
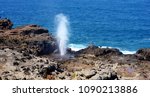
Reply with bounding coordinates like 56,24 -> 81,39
55,13 -> 69,56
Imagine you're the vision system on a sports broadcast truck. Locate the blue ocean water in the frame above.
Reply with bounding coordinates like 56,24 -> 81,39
0,0 -> 150,53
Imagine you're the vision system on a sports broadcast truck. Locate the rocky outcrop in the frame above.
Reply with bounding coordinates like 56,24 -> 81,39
0,18 -> 13,30
76,45 -> 123,57
5,24 -> 48,35
0,46 -> 150,80
0,19 -> 150,80
0,25 -> 57,55
0,48 -> 63,80
136,48 -> 150,61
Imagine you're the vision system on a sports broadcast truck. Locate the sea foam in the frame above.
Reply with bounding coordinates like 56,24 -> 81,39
69,44 -> 136,54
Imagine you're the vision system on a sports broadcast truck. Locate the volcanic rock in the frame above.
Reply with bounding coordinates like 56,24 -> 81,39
0,18 -> 13,30
0,24 -> 57,55
0,19 -> 150,80
90,74 -> 102,80
76,45 -> 123,57
0,48 -> 61,80
82,69 -> 97,78
136,48 -> 150,61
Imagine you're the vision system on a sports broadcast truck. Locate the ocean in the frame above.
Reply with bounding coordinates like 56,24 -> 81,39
0,0 -> 150,54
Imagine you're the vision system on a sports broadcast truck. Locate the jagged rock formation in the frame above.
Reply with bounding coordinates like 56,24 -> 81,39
136,48 -> 150,61
0,24 -> 57,56
76,45 -> 122,57
0,19 -> 150,80
0,18 -> 13,30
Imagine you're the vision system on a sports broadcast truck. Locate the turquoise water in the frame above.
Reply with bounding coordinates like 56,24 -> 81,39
0,0 -> 150,53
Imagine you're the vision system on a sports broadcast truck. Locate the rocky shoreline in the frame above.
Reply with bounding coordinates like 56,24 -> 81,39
0,19 -> 150,80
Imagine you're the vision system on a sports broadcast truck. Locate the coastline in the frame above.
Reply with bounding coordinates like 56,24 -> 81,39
68,43 -> 136,54
0,19 -> 150,80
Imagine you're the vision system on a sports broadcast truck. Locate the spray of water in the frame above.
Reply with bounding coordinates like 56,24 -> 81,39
55,13 -> 69,56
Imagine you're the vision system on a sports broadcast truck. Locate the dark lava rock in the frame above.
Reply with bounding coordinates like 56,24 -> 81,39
39,64 -> 64,78
110,71 -> 118,80
136,48 -> 150,61
39,65 -> 57,78
23,67 -> 31,75
0,18 -> 13,30
13,61 -> 19,66
76,45 -> 122,57
100,71 -> 118,80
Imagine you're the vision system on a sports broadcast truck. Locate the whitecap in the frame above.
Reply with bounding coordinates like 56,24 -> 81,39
68,44 -> 87,51
121,50 -> 136,54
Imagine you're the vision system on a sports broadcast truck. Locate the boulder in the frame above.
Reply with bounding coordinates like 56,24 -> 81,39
39,64 -> 63,78
82,69 -> 97,78
99,71 -> 118,80
0,18 -> 13,30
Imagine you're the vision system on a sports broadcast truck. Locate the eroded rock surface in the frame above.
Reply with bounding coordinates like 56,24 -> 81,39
0,18 -> 13,30
0,25 -> 57,55
0,20 -> 150,80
